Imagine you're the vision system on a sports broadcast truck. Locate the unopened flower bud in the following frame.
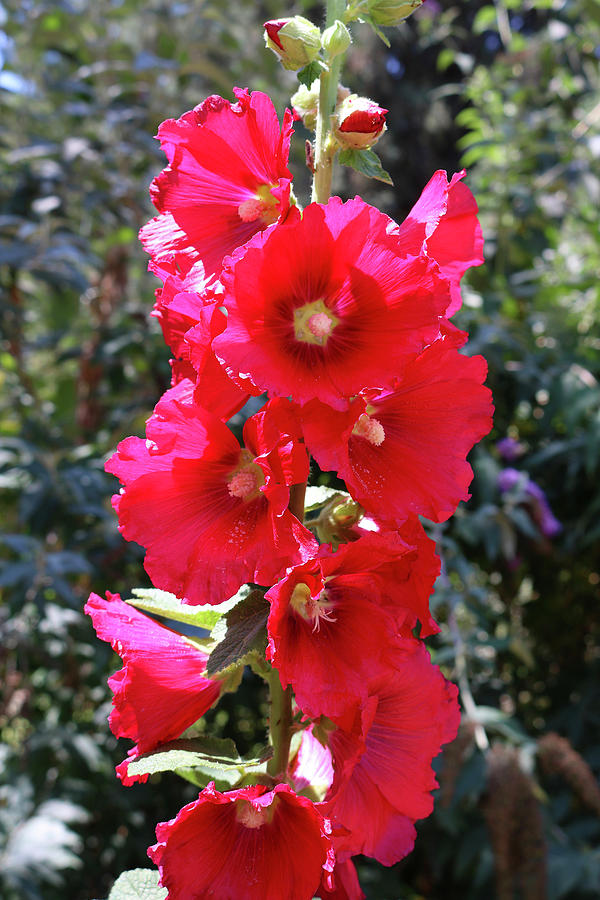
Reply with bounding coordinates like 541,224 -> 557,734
291,79 -> 320,130
314,495 -> 364,546
367,0 -> 424,27
333,94 -> 388,150
264,17 -> 322,71
322,20 -> 352,58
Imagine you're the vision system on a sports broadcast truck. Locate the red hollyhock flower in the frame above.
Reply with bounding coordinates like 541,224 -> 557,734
301,339 -> 494,524
396,169 -> 484,316
84,592 -> 222,784
148,782 -> 334,900
314,639 -> 460,865
266,531 -> 440,718
322,639 -> 460,865
106,385 -> 315,606
139,88 -> 293,279
213,197 -> 452,409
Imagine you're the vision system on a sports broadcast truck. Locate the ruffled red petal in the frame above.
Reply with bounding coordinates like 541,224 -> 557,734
84,592 -> 221,773
397,169 -> 484,315
302,339 -> 493,524
319,858 -> 365,900
148,782 -> 334,900
323,640 -> 459,864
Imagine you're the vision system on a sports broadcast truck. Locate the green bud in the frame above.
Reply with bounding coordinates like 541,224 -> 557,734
291,79 -> 320,131
264,16 -> 322,72
367,0 -> 424,27
314,495 -> 365,546
322,19 -> 352,58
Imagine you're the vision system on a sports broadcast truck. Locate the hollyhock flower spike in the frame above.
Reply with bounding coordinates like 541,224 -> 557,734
301,337 -> 494,524
85,5 -> 494,893
140,88 -> 294,279
106,384 -> 316,606
84,592 -> 222,784
148,782 -> 334,900
396,169 -> 484,316
214,197 -> 452,409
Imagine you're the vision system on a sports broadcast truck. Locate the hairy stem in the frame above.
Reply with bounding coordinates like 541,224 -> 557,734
311,0 -> 348,204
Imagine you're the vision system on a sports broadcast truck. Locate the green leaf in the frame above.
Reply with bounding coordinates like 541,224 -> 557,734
108,869 -> 167,900
296,59 -> 326,88
338,148 -> 393,185
125,736 -> 240,778
206,589 -> 269,677
126,587 -> 244,631
357,14 -> 391,47
122,737 -> 272,791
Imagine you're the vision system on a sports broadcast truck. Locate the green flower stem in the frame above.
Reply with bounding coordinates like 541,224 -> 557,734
311,0 -> 349,204
267,673 -> 293,779
265,477 -> 307,778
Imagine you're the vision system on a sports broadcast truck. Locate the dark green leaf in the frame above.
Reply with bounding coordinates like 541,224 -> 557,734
206,589 -> 269,677
296,59 -> 326,88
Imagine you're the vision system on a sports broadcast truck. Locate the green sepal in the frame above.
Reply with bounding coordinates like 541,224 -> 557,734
297,59 -> 327,88
338,147 -> 393,184
206,589 -> 270,677
107,869 -> 167,900
357,14 -> 391,47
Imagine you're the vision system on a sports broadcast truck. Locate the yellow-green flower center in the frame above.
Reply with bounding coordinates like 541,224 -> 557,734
293,299 -> 339,346
237,184 -> 280,224
227,450 -> 264,501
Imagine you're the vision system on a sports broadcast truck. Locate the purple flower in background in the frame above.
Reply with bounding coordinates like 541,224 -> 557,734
498,468 -> 562,538
496,436 -> 526,462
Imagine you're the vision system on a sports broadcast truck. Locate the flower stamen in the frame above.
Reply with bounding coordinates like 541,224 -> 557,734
290,582 -> 337,632
352,412 -> 385,446
227,450 -> 264,501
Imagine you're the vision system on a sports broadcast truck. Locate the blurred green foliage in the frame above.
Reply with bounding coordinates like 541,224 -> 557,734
1,0 -> 599,898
